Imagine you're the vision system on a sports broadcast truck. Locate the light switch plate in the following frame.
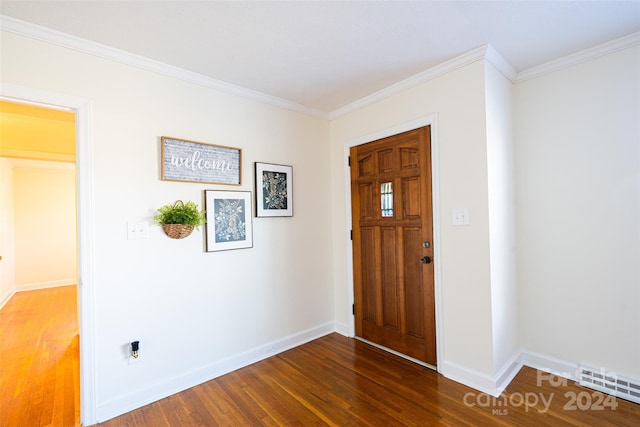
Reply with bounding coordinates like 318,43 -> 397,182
452,208 -> 470,226
127,221 -> 150,239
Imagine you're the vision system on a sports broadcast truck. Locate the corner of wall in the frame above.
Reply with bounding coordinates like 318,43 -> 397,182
0,289 -> 16,311
441,355 -> 521,398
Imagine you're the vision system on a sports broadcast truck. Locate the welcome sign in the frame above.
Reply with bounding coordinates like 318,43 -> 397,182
161,136 -> 241,185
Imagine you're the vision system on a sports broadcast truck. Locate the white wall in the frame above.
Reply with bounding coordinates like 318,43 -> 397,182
515,45 -> 640,378
1,30 -> 333,422
484,61 -> 519,376
330,60 -> 501,388
0,158 -> 16,307
13,160 -> 77,290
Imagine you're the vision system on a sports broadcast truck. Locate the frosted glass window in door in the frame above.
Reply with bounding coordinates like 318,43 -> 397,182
381,182 -> 393,217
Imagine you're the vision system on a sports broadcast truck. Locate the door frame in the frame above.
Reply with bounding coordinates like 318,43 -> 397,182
1,83 -> 97,425
344,114 -> 444,371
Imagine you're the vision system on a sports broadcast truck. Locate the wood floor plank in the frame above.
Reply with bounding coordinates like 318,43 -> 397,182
3,288 -> 639,426
241,365 -> 324,426
99,333 -> 640,427
197,380 -> 255,426
0,286 -> 80,427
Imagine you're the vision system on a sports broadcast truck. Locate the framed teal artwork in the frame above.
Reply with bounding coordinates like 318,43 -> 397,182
205,190 -> 253,252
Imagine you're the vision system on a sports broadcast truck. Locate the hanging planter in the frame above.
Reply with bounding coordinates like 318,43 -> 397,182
154,200 -> 206,239
161,223 -> 195,239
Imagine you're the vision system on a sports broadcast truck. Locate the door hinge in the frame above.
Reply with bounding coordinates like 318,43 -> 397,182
350,230 -> 353,240
352,303 -> 355,315
348,156 -> 351,167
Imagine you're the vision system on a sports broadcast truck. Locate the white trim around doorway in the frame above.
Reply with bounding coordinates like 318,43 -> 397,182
343,114 -> 444,372
1,83 -> 97,426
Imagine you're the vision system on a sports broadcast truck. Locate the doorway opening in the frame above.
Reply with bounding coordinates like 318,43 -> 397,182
0,100 -> 79,425
0,85 -> 96,426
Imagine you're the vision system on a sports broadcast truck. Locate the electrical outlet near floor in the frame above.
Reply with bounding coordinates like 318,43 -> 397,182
128,347 -> 142,365
128,340 -> 142,365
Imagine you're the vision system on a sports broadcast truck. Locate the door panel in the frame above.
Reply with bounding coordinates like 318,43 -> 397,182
351,126 -> 436,365
402,177 -> 421,219
360,227 -> 377,323
358,183 -> 374,220
381,227 -> 398,329
404,227 -> 424,338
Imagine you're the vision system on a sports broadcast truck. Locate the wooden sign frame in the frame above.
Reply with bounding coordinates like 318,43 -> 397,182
161,136 -> 241,185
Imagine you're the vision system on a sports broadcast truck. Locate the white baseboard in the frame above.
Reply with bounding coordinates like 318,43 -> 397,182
0,289 -> 16,311
440,350 -> 583,398
334,321 -> 350,337
520,349 -> 579,383
93,322 -> 611,424
96,322 -> 336,423
16,278 -> 77,292
494,352 -> 523,396
440,351 -> 522,397
440,360 -> 503,396
428,350 -> 624,399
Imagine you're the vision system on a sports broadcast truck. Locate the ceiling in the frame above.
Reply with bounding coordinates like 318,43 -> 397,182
0,101 -> 76,161
1,1 -> 639,114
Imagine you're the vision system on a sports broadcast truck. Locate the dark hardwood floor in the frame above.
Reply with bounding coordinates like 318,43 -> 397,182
99,334 -> 640,426
2,287 -> 638,426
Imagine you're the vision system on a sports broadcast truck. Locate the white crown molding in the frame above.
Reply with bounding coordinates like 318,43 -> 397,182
330,45 -> 490,120
516,31 -> 640,82
330,30 -> 639,118
485,45 -> 518,82
4,14 -> 636,121
0,15 -> 329,120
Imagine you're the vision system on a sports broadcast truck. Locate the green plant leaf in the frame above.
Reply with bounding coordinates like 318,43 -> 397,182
153,200 -> 206,229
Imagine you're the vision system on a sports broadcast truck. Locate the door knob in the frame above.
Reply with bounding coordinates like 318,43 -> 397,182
420,256 -> 431,264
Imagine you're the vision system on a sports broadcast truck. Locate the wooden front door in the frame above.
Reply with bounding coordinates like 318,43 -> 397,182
350,126 -> 436,365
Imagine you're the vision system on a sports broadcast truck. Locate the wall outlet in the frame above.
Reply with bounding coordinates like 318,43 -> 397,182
127,221 -> 149,239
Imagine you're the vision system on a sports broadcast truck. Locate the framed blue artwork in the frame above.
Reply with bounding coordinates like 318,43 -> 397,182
255,162 -> 293,217
205,190 -> 253,252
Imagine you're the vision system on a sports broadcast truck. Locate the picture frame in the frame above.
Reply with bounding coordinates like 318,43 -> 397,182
255,162 -> 293,217
161,136 -> 241,185
204,190 -> 253,252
